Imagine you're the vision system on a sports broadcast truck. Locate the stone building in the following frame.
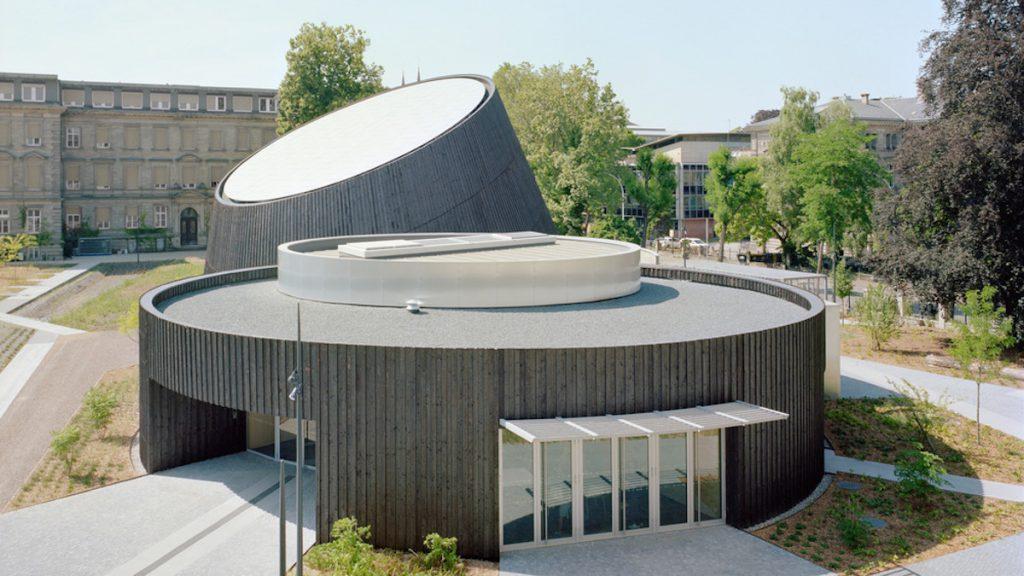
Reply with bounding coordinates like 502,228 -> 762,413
0,72 -> 277,254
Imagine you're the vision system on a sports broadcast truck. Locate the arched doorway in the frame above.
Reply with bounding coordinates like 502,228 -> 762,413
179,207 -> 198,246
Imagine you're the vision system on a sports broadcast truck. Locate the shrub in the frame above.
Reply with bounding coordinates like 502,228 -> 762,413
83,388 -> 119,432
306,517 -> 375,576
831,498 -> 872,551
895,445 -> 948,499
50,425 -> 82,477
855,284 -> 900,350
420,533 -> 460,571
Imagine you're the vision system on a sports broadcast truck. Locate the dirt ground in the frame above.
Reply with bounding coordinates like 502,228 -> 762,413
13,262 -> 169,322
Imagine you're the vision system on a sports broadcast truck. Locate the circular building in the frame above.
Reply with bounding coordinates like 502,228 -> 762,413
139,232 -> 824,560
205,75 -> 555,273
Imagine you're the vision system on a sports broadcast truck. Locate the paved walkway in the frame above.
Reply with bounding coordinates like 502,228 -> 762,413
825,449 -> 1024,502
0,452 -> 316,575
0,331 -> 138,508
899,531 -> 1024,576
500,525 -> 834,576
841,356 -> 1024,440
0,262 -> 93,314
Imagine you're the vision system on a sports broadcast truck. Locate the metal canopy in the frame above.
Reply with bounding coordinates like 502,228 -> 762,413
500,401 -> 788,443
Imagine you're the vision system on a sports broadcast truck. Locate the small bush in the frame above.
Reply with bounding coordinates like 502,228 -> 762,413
50,425 -> 82,477
420,533 -> 460,571
306,517 -> 375,576
83,388 -> 119,431
895,445 -> 948,498
831,499 -> 872,551
855,284 -> 900,350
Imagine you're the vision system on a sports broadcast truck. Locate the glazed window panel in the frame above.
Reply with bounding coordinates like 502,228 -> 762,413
25,208 -> 41,233
582,439 -> 613,535
124,126 -> 140,149
697,429 -> 722,521
122,92 -> 143,109
25,158 -> 43,190
542,440 -> 572,540
153,126 -> 169,150
659,433 -> 688,526
619,436 -> 649,530
501,430 -> 534,546
123,164 -> 140,189
233,96 -> 253,113
95,164 -> 111,189
92,90 -> 114,108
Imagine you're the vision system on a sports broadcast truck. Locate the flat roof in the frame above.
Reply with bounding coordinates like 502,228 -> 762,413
322,236 -> 631,263
157,276 -> 811,349
222,77 -> 487,203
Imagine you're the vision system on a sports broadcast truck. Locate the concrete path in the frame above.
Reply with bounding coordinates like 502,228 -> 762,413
841,356 -> 1024,440
0,329 -> 59,420
825,449 -> 1024,502
500,525 -> 834,576
0,262 -> 92,314
0,311 -> 84,335
899,531 -> 1024,576
0,452 -> 316,576
0,331 -> 137,508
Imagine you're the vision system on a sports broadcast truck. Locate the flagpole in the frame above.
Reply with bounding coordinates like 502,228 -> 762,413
293,303 -> 304,576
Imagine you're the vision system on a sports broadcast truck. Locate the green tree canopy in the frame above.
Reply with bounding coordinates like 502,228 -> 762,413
494,59 -> 633,234
873,0 -> 1024,336
588,215 -> 642,245
276,23 -> 384,134
791,102 -> 887,272
628,147 -> 677,245
704,146 -> 762,261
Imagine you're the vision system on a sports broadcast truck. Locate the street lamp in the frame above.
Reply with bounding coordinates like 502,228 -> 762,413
285,303 -> 305,576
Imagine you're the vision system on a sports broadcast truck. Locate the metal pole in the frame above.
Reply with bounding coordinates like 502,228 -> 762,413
279,459 -> 286,576
294,303 -> 304,576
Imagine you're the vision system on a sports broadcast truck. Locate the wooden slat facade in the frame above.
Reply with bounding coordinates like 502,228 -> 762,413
204,76 -> 556,273
139,265 -> 824,560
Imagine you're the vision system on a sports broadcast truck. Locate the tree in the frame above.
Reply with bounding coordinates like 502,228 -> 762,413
751,109 -> 780,124
704,146 -> 761,261
855,284 -> 900,350
873,0 -> 1024,337
760,87 -> 819,267
0,233 -> 37,265
791,102 -> 887,274
276,23 -> 384,134
588,215 -> 641,245
83,388 -> 119,433
494,60 -> 633,234
50,424 -> 81,478
950,286 -> 1015,443
834,259 -> 854,312
628,147 -> 677,246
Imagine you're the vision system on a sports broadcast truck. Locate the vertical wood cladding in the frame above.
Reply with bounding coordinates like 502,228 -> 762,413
139,265 -> 824,560
204,78 -> 556,274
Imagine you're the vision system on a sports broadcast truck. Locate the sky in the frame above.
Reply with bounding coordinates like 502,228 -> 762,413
0,0 -> 945,132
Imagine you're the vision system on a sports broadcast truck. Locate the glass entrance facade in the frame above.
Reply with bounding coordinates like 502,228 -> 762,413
245,411 -> 317,467
500,429 -> 724,550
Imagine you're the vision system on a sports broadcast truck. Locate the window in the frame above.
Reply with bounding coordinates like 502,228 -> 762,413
866,133 -> 877,151
92,90 -> 114,108
123,126 -> 140,149
94,207 -> 110,230
22,84 -> 45,102
151,93 -> 171,110
501,430 -> 534,546
178,94 -> 199,111
582,439 -> 613,535
0,120 -> 10,146
236,127 -> 250,151
25,157 -> 43,190
0,209 -> 8,234
209,129 -> 224,151
154,205 -> 168,228
181,162 -> 199,188
619,436 -> 650,531
233,95 -> 253,113
696,430 -> 722,521
0,82 -> 13,101
25,120 -> 42,146
121,92 -> 143,109
95,125 -> 110,149
25,209 -> 41,233
659,434 -> 688,526
152,126 -> 169,150
885,133 -> 901,151
542,441 -> 573,541
207,95 -> 227,112
62,89 -> 85,107
181,127 -> 196,150
65,126 -> 81,149
66,212 -> 81,229
0,158 -> 11,190
151,164 -> 169,189
209,163 -> 227,187
94,164 -> 111,190
123,163 -> 140,189
125,213 -> 140,229
65,164 -> 81,190
259,96 -> 278,113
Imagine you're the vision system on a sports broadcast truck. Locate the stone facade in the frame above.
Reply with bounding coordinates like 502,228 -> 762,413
0,72 -> 278,254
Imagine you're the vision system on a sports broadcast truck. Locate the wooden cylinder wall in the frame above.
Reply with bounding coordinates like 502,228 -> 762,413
139,266 -> 824,560
204,78 -> 556,273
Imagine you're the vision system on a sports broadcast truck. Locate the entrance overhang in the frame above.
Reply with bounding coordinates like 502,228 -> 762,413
500,401 -> 788,443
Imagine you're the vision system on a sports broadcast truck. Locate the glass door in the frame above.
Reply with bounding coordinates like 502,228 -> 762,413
581,439 -> 613,536
658,433 -> 689,526
696,429 -> 722,521
619,436 -> 650,531
542,441 -> 573,541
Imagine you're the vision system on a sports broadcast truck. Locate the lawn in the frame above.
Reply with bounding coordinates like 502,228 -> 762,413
7,366 -> 141,511
0,263 -> 73,297
753,473 -> 1024,575
51,259 -> 203,331
841,323 -> 1023,389
826,397 -> 1024,483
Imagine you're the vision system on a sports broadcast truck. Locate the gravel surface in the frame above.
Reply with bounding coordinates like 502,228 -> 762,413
158,277 -> 811,348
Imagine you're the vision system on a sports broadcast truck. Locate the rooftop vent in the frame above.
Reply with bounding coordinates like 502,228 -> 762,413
861,93 -> 870,104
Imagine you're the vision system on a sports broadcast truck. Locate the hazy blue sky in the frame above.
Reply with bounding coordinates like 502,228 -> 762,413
1,0 -> 945,132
